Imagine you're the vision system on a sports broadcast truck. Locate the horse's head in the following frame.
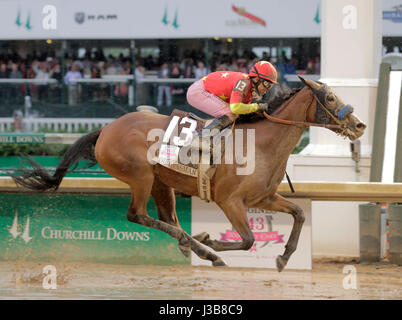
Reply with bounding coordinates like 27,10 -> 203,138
299,77 -> 366,141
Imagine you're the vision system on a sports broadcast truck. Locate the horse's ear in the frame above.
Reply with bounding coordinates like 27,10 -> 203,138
298,76 -> 321,91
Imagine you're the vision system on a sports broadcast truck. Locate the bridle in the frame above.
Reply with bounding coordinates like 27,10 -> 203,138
262,88 -> 352,134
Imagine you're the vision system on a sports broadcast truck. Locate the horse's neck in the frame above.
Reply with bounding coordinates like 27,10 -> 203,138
272,87 -> 312,122
270,88 -> 313,151
257,88 -> 314,166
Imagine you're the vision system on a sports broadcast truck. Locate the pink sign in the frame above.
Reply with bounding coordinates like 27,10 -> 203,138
220,230 -> 284,243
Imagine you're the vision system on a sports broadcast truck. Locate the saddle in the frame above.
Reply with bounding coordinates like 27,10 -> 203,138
154,109 -> 232,202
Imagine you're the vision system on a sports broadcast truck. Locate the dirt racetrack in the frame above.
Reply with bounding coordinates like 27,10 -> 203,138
0,258 -> 400,300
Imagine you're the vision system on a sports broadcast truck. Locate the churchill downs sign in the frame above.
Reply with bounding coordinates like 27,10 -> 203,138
0,194 -> 191,265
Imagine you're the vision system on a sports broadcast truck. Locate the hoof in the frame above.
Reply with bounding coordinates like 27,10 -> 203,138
276,255 -> 287,272
193,232 -> 210,244
178,244 -> 191,258
212,258 -> 227,267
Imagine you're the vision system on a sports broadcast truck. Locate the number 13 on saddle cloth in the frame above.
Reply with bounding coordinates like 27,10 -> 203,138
155,109 -> 232,202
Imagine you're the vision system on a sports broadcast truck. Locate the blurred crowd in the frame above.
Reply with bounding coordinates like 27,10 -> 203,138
0,49 -> 320,80
0,55 -> 133,81
0,50 -> 320,107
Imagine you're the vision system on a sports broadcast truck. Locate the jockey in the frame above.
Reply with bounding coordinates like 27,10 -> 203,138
186,60 -> 278,137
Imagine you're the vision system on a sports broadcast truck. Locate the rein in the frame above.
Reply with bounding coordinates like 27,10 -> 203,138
262,91 -> 346,130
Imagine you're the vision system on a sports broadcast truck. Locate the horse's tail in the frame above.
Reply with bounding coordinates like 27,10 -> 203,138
9,129 -> 102,192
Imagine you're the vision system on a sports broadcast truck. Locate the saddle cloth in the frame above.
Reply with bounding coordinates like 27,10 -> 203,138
154,109 -> 230,202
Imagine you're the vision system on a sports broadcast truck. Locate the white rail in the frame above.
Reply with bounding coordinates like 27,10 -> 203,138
1,178 -> 402,201
0,117 -> 114,132
0,79 -> 58,84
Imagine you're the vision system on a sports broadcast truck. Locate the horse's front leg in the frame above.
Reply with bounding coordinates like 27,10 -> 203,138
193,198 -> 255,252
252,193 -> 305,272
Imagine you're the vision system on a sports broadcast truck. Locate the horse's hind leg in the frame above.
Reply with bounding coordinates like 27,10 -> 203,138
151,177 -> 179,226
127,181 -> 226,267
151,177 -> 191,257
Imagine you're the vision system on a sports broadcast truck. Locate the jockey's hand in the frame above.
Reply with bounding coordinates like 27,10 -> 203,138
257,103 -> 269,113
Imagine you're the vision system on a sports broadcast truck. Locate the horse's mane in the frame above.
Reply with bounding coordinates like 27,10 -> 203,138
237,84 -> 304,123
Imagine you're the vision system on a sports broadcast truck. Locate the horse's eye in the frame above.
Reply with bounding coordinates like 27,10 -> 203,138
327,95 -> 335,102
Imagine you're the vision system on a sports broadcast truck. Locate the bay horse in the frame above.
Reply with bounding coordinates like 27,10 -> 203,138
10,77 -> 366,272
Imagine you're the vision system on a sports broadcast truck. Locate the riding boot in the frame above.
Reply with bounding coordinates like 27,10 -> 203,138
191,115 -> 234,152
203,115 -> 233,133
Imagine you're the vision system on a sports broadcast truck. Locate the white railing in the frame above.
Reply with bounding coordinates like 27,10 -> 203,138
284,74 -> 321,82
0,117 -> 114,132
0,79 -> 58,84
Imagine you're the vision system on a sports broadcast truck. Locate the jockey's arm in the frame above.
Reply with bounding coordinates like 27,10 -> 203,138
230,101 -> 259,114
229,79 -> 259,114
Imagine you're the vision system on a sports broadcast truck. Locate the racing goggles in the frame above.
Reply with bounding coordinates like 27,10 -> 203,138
261,80 -> 273,90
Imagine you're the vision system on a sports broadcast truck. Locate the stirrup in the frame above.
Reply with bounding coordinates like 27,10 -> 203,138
190,116 -> 233,152
204,115 -> 233,132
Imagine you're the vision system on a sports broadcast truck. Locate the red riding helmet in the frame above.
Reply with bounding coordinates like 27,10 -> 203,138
249,61 -> 278,84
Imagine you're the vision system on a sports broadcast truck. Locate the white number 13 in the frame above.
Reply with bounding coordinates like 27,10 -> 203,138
173,117 -> 197,146
163,116 -> 197,147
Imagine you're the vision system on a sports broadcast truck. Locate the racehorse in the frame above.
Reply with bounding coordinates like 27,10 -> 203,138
10,77 -> 366,272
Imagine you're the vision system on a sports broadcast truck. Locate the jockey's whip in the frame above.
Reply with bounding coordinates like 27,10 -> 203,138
285,171 -> 295,193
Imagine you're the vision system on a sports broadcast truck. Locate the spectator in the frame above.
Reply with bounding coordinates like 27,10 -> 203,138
91,66 -> 101,79
26,65 -> 36,79
33,62 -> 50,102
50,64 -> 62,103
157,63 -> 172,107
106,60 -> 117,75
83,66 -> 92,79
135,61 -> 146,105
236,58 -> 248,74
0,63 -> 9,103
33,61 -> 50,80
170,63 -> 181,78
64,63 -> 83,105
314,56 -> 321,75
194,61 -> 208,79
114,63 -> 130,99
215,61 -> 228,71
135,61 -> 145,81
0,63 -> 8,78
305,59 -> 315,74
9,63 -> 22,79
50,63 -> 62,81
97,61 -> 106,77
171,63 -> 185,95
9,63 -> 22,104
183,64 -> 195,78
284,57 -> 297,75
144,55 -> 155,70
262,51 -> 270,61
181,58 -> 195,78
